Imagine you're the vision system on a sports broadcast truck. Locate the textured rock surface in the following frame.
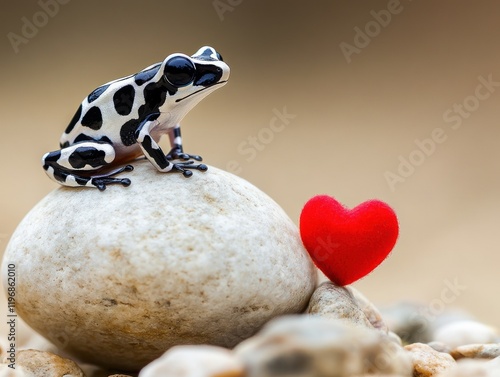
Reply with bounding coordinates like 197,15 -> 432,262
451,344 -> 500,360
2,160 -> 316,370
16,349 -> 84,377
234,315 -> 412,377
345,285 -> 389,332
433,320 -> 498,349
306,281 -> 388,333
139,345 -> 244,377
405,343 -> 456,377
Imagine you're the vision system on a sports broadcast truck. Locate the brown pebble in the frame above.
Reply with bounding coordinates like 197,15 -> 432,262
405,343 -> 456,377
16,349 -> 85,377
451,344 -> 500,360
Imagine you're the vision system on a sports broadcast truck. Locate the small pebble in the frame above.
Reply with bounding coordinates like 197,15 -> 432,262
306,281 -> 387,331
451,344 -> 500,360
15,349 -> 85,377
438,357 -> 500,377
433,320 -> 498,348
405,342 -> 456,377
234,315 -> 412,377
77,363 -> 110,377
138,345 -> 244,377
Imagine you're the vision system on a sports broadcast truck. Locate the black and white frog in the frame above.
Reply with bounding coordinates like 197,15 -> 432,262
42,46 -> 229,190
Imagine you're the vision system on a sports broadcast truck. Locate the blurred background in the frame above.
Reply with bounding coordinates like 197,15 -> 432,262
0,0 -> 499,329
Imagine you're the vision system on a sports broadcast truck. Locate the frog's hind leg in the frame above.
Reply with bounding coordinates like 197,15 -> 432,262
42,141 -> 133,190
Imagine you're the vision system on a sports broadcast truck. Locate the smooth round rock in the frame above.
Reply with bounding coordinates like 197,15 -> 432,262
2,160 -> 316,371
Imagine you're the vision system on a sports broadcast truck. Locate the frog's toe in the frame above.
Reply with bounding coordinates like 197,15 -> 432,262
167,149 -> 203,162
173,162 -> 208,177
93,180 -> 107,191
186,153 -> 203,161
121,178 -> 132,187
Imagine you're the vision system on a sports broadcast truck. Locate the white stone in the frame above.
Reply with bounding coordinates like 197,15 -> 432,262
433,320 -> 498,349
139,345 -> 244,377
2,160 -> 316,371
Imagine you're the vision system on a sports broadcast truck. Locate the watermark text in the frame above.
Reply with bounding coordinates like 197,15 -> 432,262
7,0 -> 71,54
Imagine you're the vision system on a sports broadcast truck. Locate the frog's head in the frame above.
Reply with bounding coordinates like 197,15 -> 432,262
162,46 -> 229,115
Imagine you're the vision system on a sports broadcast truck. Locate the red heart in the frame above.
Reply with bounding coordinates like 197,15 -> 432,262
299,195 -> 399,286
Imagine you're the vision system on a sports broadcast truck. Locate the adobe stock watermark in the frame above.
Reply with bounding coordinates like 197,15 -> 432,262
384,73 -> 499,192
419,277 -> 467,322
339,0 -> 411,64
5,263 -> 17,370
226,106 -> 296,175
7,0 -> 71,54
213,0 -> 243,21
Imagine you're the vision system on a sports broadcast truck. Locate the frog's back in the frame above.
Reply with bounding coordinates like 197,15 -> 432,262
59,62 -> 166,149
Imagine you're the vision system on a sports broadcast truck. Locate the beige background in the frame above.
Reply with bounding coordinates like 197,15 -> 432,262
0,0 -> 499,332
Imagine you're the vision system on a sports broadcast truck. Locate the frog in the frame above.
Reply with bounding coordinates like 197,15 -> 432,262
42,46 -> 230,190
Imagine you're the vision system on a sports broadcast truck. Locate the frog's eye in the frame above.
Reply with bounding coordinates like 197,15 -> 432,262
216,52 -> 224,62
164,56 -> 196,87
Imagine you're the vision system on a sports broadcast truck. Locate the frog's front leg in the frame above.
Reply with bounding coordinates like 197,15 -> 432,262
42,141 -> 133,191
135,114 -> 207,178
165,124 -> 203,162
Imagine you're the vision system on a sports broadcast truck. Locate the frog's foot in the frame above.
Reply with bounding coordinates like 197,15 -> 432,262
91,177 -> 131,191
166,148 -> 203,162
91,165 -> 134,191
172,161 -> 208,178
